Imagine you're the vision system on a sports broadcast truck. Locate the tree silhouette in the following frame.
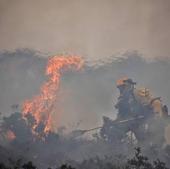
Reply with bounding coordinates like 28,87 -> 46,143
22,161 -> 37,169
126,147 -> 169,169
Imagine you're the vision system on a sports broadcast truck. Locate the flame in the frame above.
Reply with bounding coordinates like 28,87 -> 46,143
22,55 -> 84,134
6,130 -> 16,141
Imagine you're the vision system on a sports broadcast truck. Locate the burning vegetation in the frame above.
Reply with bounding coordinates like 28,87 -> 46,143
22,55 -> 84,134
0,52 -> 170,169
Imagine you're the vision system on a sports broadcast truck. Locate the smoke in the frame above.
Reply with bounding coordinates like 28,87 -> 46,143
1,0 -> 170,60
0,49 -> 47,116
0,49 -> 170,167
22,55 -> 84,133
0,49 -> 170,131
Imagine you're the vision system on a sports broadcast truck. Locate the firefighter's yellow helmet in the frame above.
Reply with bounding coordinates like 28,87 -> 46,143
116,77 -> 136,87
116,77 -> 129,86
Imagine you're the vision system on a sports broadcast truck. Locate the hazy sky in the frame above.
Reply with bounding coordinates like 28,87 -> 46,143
0,0 -> 170,60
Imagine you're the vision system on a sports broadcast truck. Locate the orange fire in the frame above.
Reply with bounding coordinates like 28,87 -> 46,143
6,130 -> 16,141
22,55 -> 84,134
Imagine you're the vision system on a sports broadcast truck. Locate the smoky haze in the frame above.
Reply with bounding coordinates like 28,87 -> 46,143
0,0 -> 170,60
0,49 -> 170,131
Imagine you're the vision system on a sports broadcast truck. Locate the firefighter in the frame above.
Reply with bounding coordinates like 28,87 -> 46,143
116,78 -> 168,119
101,77 -> 169,147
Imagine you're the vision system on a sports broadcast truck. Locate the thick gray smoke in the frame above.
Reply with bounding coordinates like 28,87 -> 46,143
1,0 -> 170,60
0,49 -> 46,115
0,49 -> 170,130
0,49 -> 170,168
